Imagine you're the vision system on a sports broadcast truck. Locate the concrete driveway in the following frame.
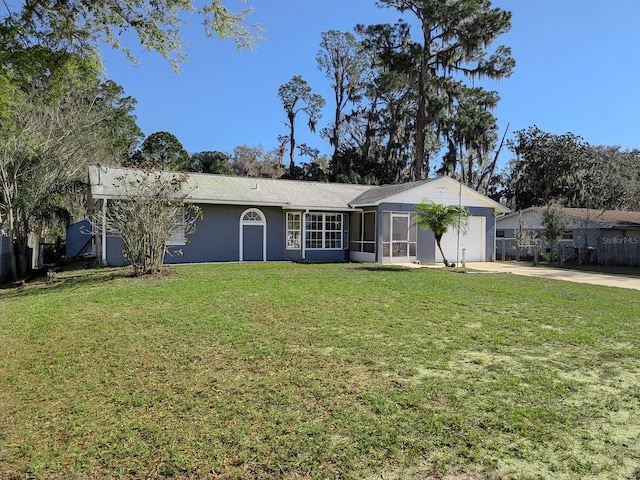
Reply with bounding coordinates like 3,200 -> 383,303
466,262 -> 640,291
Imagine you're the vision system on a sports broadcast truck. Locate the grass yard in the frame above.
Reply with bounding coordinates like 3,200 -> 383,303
0,263 -> 639,479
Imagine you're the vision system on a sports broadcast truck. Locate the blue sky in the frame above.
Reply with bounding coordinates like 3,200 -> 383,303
100,0 -> 640,170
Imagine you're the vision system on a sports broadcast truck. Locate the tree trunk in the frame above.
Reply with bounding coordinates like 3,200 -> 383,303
331,84 -> 342,177
414,66 -> 426,180
6,207 -> 29,281
413,23 -> 432,181
288,112 -> 296,172
7,207 -> 18,281
435,235 -> 449,267
362,98 -> 378,164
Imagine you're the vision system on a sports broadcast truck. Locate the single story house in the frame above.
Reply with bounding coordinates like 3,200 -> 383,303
496,207 -> 640,266
88,165 -> 509,267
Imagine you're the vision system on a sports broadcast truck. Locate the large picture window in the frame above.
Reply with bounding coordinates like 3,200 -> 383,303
305,213 -> 343,250
286,212 -> 301,249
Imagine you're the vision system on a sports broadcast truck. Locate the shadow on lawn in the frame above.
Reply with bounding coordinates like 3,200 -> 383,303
0,265 -> 134,299
294,260 -> 420,273
355,265 -> 418,273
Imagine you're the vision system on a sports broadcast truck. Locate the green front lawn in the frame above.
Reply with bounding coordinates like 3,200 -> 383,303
1,263 -> 638,479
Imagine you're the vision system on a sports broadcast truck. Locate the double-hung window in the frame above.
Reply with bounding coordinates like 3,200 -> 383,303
286,212 -> 301,249
305,213 -> 343,249
167,207 -> 186,246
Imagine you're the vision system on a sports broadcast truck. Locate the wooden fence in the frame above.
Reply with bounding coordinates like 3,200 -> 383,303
496,238 -> 640,266
597,240 -> 640,266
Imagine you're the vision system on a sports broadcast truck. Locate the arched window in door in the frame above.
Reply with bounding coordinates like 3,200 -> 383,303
239,208 -> 267,261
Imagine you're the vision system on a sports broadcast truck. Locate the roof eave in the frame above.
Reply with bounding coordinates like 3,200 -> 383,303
349,201 -> 379,208
193,199 -> 358,211
286,205 -> 358,212
190,199 -> 289,208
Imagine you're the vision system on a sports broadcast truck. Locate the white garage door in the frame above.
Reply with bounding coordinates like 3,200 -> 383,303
435,216 -> 485,263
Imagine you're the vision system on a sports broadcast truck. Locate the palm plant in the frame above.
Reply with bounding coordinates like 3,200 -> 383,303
414,200 -> 470,266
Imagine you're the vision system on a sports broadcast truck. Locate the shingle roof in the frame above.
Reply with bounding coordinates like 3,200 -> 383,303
563,208 -> 640,227
186,173 -> 373,210
349,179 -> 434,205
498,206 -> 640,229
88,166 -> 374,210
88,166 -> 510,213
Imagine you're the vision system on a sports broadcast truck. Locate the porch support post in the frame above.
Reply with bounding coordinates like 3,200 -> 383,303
102,199 -> 107,265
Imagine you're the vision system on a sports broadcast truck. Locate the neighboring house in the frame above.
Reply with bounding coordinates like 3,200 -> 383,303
88,165 -> 509,267
496,207 -> 640,266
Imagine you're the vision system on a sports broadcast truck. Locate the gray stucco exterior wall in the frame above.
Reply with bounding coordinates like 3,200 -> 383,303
102,204 -> 283,266
98,201 -> 496,267
417,229 -> 436,262
166,205 -> 286,263
101,204 -> 350,266
304,249 -> 349,262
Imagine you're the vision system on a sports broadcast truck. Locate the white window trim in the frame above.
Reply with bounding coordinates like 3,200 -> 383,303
305,213 -> 343,250
166,231 -> 186,246
167,208 -> 186,246
286,212 -> 301,250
